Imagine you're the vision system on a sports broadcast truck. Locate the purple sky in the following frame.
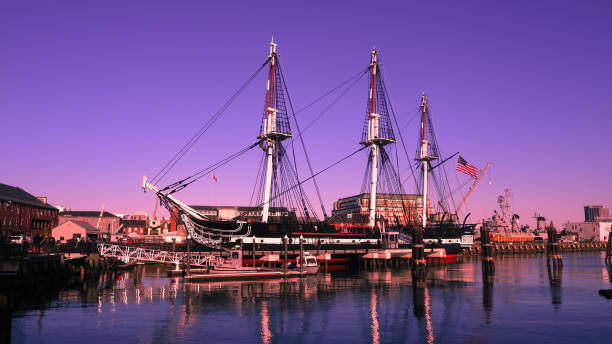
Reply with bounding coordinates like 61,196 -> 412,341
1,1 -> 611,228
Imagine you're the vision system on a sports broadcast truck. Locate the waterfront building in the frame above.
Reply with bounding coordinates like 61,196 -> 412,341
131,212 -> 148,220
584,205 -> 610,222
122,219 -> 147,235
563,205 -> 612,242
0,183 -> 58,238
59,211 -> 120,239
327,213 -> 369,230
564,221 -> 612,242
51,220 -> 100,243
331,193 -> 433,227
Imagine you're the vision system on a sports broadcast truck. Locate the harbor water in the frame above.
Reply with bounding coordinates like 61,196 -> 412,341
9,252 -> 612,343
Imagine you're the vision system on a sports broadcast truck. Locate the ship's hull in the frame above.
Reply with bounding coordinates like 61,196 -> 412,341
190,218 -> 473,255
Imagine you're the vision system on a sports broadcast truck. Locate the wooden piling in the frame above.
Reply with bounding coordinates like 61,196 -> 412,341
252,236 -> 256,267
283,235 -> 288,276
299,235 -> 304,275
411,226 -> 427,287
186,235 -> 191,277
605,232 -> 612,264
481,223 -> 495,276
546,222 -> 562,266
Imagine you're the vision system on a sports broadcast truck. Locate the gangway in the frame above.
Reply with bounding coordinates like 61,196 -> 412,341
97,243 -> 227,267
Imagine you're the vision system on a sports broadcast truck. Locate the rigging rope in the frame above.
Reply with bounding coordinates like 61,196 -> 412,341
379,72 -> 420,194
277,60 -> 338,219
238,145 -> 368,220
151,58 -> 270,185
164,140 -> 263,194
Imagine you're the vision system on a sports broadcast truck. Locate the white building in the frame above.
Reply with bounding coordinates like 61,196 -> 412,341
564,221 -> 612,242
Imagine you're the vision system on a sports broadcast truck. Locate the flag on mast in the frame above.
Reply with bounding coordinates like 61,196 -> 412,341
456,156 -> 478,179
212,173 -> 218,183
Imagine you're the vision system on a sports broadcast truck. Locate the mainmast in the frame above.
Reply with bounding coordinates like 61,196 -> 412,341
416,94 -> 438,229
259,38 -> 292,223
361,49 -> 395,229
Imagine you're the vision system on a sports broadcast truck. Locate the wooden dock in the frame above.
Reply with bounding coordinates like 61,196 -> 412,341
465,241 -> 606,255
185,269 -> 302,282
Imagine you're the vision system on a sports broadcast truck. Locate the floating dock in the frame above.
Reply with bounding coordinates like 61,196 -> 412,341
185,269 -> 302,282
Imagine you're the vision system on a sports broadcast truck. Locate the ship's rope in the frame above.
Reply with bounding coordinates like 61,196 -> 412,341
278,60 -> 326,219
151,57 -> 271,185
162,140 -> 263,194
379,72 -> 420,195
239,145 -> 368,220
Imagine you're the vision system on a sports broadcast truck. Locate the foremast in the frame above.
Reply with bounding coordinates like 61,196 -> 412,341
416,94 -> 438,229
361,49 -> 395,229
258,38 -> 292,223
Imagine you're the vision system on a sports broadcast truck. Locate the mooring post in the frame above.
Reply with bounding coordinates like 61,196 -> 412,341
283,235 -> 288,276
238,238 -> 243,267
252,236 -> 256,267
547,221 -> 562,267
299,235 -> 304,275
411,225 -> 427,287
605,231 -> 612,264
481,222 -> 495,278
186,234 -> 191,277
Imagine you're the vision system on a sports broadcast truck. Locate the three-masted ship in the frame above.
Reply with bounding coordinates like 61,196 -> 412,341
141,39 -> 474,255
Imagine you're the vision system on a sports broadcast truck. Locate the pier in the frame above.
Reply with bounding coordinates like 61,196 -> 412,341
464,241 -> 606,255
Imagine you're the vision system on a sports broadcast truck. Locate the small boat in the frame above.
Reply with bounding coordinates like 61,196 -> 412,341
295,252 -> 319,275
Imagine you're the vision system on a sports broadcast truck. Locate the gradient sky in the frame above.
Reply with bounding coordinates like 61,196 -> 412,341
1,1 -> 611,228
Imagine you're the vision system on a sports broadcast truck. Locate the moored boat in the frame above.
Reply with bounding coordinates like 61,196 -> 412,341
295,252 -> 320,274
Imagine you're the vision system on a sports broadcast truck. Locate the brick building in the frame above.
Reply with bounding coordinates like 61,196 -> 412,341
59,211 -> 120,239
122,219 -> 147,235
0,183 -> 58,238
331,193 -> 433,227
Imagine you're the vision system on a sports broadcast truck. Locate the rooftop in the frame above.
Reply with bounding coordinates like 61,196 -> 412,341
62,220 -> 100,234
60,211 -> 119,218
0,183 -> 57,210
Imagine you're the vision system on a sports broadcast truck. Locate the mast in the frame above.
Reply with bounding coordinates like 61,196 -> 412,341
262,38 -> 277,223
416,94 -> 438,229
367,49 -> 380,229
259,38 -> 291,223
360,49 -> 395,229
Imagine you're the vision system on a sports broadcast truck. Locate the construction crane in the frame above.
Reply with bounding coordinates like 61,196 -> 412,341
456,162 -> 491,214
95,204 -> 106,239
153,198 -> 159,220
149,198 -> 161,235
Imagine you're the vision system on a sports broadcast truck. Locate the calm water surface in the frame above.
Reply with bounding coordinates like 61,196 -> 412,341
10,252 -> 612,343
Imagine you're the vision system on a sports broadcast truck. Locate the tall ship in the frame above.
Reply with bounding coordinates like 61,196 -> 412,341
141,40 -> 477,256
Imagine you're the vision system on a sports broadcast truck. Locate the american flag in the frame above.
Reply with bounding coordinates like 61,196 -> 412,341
212,173 -> 218,183
456,156 -> 478,179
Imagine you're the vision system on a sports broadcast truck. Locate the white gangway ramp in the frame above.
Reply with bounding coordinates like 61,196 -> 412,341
97,243 -> 225,267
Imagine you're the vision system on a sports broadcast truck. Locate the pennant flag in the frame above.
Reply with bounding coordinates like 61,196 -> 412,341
456,156 -> 478,179
212,173 -> 218,183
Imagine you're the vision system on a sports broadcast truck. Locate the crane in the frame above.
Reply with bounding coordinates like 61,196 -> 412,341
153,198 -> 159,220
95,204 -> 106,240
456,162 -> 490,214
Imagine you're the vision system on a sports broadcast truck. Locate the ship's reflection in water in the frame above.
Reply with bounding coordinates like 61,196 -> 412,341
10,253 -> 612,343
